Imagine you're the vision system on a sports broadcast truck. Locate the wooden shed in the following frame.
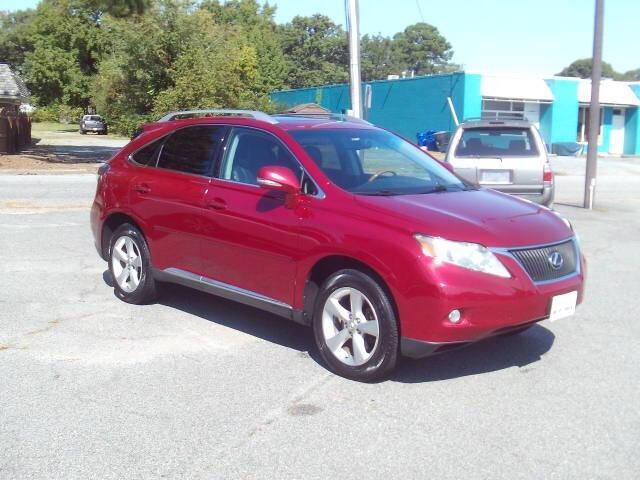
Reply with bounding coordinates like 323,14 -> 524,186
0,63 -> 31,154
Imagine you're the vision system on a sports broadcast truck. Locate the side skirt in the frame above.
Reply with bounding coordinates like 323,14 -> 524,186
153,267 -> 310,326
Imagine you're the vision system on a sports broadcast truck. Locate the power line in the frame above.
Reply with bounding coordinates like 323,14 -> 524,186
415,0 -> 425,22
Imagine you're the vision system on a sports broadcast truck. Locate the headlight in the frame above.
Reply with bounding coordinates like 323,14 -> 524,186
414,234 -> 511,278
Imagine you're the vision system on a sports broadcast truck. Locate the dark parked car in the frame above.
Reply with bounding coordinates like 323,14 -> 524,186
80,114 -> 107,135
91,110 -> 585,381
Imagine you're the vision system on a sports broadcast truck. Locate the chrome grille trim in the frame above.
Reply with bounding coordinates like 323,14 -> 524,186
492,237 -> 580,284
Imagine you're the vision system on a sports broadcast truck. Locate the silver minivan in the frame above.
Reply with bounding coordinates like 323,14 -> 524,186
445,119 -> 554,206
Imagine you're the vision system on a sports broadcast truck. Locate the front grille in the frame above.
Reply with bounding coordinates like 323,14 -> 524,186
509,239 -> 578,282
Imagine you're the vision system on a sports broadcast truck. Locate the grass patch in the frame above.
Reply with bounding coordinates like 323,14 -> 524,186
31,122 -> 78,133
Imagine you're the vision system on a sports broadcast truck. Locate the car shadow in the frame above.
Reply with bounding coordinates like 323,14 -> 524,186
22,143 -> 121,164
391,325 -> 555,383
105,271 -> 319,361
103,270 -> 555,383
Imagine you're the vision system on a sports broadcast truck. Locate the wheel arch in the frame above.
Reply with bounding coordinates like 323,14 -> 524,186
301,255 -> 400,332
100,212 -> 146,260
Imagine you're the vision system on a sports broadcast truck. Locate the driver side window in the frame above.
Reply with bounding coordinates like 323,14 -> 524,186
219,128 -> 302,186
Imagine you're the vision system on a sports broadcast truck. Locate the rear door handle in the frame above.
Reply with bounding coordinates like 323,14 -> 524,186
133,183 -> 151,194
206,198 -> 227,210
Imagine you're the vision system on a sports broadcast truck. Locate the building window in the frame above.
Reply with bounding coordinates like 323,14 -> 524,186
577,106 -> 603,143
482,99 -> 526,120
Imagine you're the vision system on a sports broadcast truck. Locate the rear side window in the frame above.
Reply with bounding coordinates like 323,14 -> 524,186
157,126 -> 225,175
455,127 -> 538,157
131,137 -> 164,166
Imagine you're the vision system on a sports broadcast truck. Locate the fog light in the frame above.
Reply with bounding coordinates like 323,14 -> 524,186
448,309 -> 461,324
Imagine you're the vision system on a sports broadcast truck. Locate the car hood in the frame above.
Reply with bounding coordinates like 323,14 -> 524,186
354,188 -> 571,248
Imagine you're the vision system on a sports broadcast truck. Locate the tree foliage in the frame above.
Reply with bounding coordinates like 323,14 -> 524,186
390,23 -> 456,76
0,0 -> 460,134
557,58 -> 640,81
279,14 -> 349,89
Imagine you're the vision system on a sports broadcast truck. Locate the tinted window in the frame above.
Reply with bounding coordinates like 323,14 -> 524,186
455,127 -> 538,157
131,137 -> 164,166
157,126 -> 224,175
220,128 -> 302,186
291,129 -> 469,195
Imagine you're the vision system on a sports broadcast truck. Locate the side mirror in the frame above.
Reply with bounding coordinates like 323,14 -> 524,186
257,166 -> 300,195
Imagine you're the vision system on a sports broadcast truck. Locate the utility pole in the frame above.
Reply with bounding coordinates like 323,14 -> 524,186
584,0 -> 604,209
346,0 -> 362,118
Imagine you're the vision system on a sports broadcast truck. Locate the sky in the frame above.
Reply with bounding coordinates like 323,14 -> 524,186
1,0 -> 638,76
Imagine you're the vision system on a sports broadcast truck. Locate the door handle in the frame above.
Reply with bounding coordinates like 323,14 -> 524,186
133,183 -> 151,194
206,198 -> 227,210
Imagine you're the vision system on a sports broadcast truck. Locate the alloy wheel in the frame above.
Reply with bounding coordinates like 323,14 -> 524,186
321,287 -> 380,366
111,235 -> 143,293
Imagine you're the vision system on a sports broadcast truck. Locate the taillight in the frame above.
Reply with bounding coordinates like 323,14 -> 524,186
543,163 -> 553,183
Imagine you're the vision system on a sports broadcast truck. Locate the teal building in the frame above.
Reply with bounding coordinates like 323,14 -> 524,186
271,73 -> 640,155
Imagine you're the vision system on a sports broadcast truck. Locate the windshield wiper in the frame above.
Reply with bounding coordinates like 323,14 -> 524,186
357,190 -> 400,196
416,185 -> 449,194
417,184 -> 469,194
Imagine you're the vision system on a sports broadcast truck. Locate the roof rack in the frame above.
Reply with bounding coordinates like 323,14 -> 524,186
275,112 -> 372,125
157,109 -> 278,124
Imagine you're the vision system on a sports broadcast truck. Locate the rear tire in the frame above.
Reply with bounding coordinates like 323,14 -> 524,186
108,224 -> 158,304
313,269 -> 399,382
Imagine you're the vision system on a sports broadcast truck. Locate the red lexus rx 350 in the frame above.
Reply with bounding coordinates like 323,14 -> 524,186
91,110 -> 585,381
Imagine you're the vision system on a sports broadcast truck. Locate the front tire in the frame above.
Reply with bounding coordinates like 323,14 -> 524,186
108,224 -> 158,304
313,269 -> 399,382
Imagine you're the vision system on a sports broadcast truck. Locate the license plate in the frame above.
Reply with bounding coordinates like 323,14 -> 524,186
480,170 -> 511,184
549,291 -> 578,322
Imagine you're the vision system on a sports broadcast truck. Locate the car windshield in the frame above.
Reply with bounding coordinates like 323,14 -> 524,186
86,115 -> 102,121
290,129 -> 470,195
455,127 -> 538,157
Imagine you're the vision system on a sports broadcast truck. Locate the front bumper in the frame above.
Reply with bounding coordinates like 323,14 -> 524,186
397,241 -> 586,357
401,318 -> 544,358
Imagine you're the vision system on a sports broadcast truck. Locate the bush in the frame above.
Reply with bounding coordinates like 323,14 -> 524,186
31,105 -> 59,123
57,105 -> 84,124
108,113 -> 152,138
31,104 -> 84,124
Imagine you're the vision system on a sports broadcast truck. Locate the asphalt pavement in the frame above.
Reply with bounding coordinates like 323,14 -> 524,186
0,158 -> 638,479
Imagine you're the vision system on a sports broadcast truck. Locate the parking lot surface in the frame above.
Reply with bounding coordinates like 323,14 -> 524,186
0,159 -> 639,479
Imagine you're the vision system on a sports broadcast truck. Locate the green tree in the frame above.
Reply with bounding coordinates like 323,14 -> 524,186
0,9 -> 37,70
391,23 -> 455,76
92,1 -> 189,119
200,0 -> 288,95
620,69 -> 640,81
361,34 -> 395,81
19,0 -> 106,107
88,0 -> 151,17
557,58 -> 620,79
152,10 -> 264,115
278,14 -> 349,88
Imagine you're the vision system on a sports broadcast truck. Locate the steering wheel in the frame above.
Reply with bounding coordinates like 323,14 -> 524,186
367,170 -> 397,183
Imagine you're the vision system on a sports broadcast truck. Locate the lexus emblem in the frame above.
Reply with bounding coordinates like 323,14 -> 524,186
548,251 -> 564,270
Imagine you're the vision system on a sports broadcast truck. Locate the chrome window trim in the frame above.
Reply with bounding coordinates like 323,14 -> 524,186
490,236 -> 581,285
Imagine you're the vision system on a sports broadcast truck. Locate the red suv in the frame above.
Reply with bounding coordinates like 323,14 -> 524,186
91,110 -> 585,381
